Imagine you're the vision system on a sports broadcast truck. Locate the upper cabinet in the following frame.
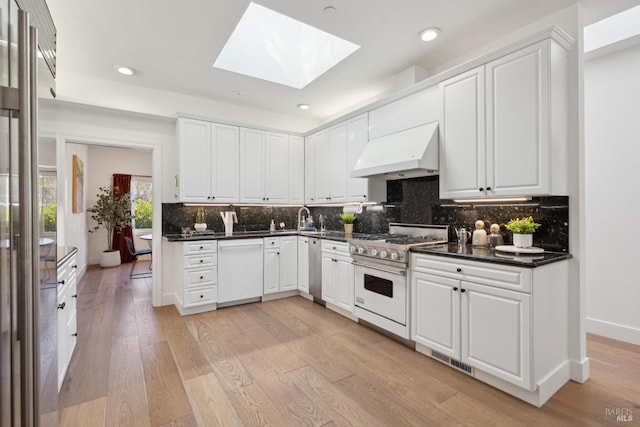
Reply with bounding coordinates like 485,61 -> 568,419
177,118 -> 240,203
177,118 -> 304,204
306,114 -> 385,204
240,129 -> 305,204
439,39 -> 569,199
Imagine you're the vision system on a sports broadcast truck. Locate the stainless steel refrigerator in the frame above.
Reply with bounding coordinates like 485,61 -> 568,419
1,0 -> 56,425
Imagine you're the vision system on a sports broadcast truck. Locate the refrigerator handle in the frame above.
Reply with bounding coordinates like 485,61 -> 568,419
17,9 -> 36,427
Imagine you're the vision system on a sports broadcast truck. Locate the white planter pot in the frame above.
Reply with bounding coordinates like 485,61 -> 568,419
194,223 -> 207,231
100,250 -> 121,268
512,233 -> 533,248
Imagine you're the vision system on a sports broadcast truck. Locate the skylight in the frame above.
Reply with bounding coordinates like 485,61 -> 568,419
213,2 -> 360,89
584,5 -> 640,53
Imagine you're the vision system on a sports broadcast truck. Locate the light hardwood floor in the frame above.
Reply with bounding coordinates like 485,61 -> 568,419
57,263 -> 640,426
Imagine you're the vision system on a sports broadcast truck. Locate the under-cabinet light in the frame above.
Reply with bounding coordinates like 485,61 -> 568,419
452,197 -> 532,203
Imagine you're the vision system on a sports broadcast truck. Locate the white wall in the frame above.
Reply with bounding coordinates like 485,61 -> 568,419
86,146 -> 152,265
584,41 -> 640,345
64,143 -> 89,276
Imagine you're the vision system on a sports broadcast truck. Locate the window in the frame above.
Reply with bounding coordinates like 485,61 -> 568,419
39,173 -> 56,233
131,176 -> 152,230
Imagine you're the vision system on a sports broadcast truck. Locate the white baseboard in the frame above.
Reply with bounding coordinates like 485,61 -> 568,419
569,357 -> 590,383
586,317 -> 640,345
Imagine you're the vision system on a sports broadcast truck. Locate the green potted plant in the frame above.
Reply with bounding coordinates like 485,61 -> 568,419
505,216 -> 541,248
194,207 -> 207,231
88,185 -> 133,267
339,213 -> 357,234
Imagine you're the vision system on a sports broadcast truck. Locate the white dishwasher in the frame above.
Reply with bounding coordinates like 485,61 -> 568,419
217,239 -> 264,304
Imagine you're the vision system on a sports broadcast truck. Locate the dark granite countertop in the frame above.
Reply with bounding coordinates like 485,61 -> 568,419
163,229 -> 353,243
411,243 -> 571,268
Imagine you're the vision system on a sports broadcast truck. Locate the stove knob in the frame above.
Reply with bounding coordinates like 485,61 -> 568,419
370,249 -> 379,257
390,252 -> 399,261
357,246 -> 365,254
380,250 -> 388,258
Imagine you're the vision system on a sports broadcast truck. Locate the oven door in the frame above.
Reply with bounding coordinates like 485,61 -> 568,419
353,260 -> 407,325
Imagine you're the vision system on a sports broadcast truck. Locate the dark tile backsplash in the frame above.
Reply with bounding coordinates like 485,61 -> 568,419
163,176 -> 569,252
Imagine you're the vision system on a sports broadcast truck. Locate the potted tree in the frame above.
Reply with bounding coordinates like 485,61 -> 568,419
339,213 -> 357,234
505,216 -> 541,248
88,185 -> 133,267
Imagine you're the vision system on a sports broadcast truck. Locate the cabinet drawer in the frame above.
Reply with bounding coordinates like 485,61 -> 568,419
184,267 -> 217,288
185,286 -> 217,307
264,237 -> 279,248
184,254 -> 216,269
321,240 -> 349,255
411,254 -> 531,292
183,241 -> 216,255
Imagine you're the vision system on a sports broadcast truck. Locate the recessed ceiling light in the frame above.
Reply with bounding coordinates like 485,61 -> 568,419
297,104 -> 310,110
419,28 -> 441,42
323,6 -> 336,15
214,2 -> 360,89
117,66 -> 135,76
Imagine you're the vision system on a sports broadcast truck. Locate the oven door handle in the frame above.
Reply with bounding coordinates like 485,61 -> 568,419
353,261 -> 406,276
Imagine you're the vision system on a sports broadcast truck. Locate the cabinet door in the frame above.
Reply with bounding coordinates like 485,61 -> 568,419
334,256 -> 354,313
330,124 -> 348,202
265,132 -> 289,203
263,247 -> 280,294
346,113 -> 369,201
240,128 -> 266,203
461,281 -> 532,390
411,272 -> 460,359
288,136 -> 305,204
304,135 -> 316,204
297,238 -> 309,293
178,118 -> 211,202
211,124 -> 240,202
314,130 -> 331,202
486,41 -> 550,196
321,253 -> 336,303
279,236 -> 298,291
439,67 -> 486,199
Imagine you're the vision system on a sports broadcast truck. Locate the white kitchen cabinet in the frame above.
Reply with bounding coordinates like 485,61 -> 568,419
304,135 -> 317,204
321,240 -> 354,314
314,129 -> 332,202
240,129 -> 302,204
288,135 -> 305,204
346,113 -> 386,202
168,241 -> 218,315
297,236 -> 310,293
177,118 -> 239,203
263,236 -> 298,295
410,253 -> 569,406
439,39 -> 568,199
57,251 -> 78,389
329,124 -> 348,203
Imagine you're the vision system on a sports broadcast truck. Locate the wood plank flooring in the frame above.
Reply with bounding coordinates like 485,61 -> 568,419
58,263 -> 640,426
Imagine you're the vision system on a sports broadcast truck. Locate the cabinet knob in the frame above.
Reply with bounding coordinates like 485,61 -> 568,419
200,246 -> 203,250
58,280 -> 65,285
277,252 -> 280,255
207,196 -> 211,199
363,195 -> 367,198
460,288 -> 466,293
266,197 -> 269,201
486,186 -> 492,191
478,188 -> 484,192
211,196 -> 215,200
453,287 -> 458,291
456,268 -> 462,273
72,265 -> 78,269
200,294 -> 204,299
72,333 -> 78,337
57,302 -> 65,310
72,294 -> 78,298
200,276 -> 204,280
200,259 -> 204,263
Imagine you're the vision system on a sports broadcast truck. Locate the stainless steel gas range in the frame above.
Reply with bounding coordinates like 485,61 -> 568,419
348,223 -> 449,339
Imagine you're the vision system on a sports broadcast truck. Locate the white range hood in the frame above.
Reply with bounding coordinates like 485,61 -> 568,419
350,121 -> 439,180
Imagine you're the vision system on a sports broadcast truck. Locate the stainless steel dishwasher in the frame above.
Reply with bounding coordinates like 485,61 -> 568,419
308,237 -> 324,305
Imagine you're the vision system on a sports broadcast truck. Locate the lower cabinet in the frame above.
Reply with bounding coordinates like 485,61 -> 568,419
264,236 -> 298,295
410,253 -> 569,406
170,240 -> 218,315
321,240 -> 354,314
297,236 -> 310,293
57,251 -> 78,389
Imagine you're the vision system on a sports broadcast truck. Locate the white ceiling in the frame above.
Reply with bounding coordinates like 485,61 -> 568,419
44,0 -> 632,122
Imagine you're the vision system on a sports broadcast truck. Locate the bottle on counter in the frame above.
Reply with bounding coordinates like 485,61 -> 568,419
270,219 -> 276,232
488,223 -> 504,247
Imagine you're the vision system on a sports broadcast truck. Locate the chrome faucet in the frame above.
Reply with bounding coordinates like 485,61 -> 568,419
297,206 -> 310,230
